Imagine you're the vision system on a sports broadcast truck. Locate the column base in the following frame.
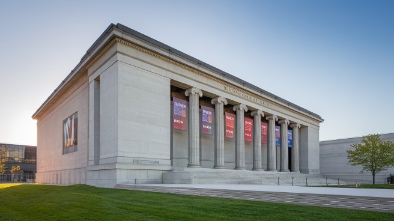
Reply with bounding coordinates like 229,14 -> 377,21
234,167 -> 246,170
252,168 -> 263,171
213,166 -> 226,169
291,170 -> 300,173
267,169 -> 277,172
300,169 -> 320,174
187,164 -> 201,168
280,169 -> 290,172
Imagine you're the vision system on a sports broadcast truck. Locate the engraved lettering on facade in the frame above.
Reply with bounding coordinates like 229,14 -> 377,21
116,38 -> 284,114
224,86 -> 276,110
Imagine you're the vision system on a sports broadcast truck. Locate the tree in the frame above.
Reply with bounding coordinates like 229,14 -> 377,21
11,165 -> 21,174
0,146 -> 6,175
347,134 -> 394,184
10,165 -> 21,182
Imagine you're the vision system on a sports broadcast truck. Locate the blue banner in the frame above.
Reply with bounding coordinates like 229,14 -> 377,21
173,98 -> 187,130
288,130 -> 293,148
275,126 -> 280,146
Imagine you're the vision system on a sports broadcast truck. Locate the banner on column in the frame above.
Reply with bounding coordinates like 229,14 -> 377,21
173,98 -> 187,130
288,130 -> 293,147
244,118 -> 253,142
201,106 -> 214,135
261,122 -> 268,144
275,125 -> 280,146
225,112 -> 235,138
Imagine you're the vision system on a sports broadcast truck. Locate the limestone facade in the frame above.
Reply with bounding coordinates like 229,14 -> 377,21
320,133 -> 394,184
33,23 -> 323,187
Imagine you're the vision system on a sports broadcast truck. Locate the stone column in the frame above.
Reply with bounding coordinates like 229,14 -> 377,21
266,115 -> 278,171
279,119 -> 290,172
185,87 -> 203,168
233,104 -> 248,170
290,123 -> 301,172
211,97 -> 228,169
251,110 -> 264,171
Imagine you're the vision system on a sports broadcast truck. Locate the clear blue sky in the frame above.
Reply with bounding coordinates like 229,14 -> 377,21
0,0 -> 393,145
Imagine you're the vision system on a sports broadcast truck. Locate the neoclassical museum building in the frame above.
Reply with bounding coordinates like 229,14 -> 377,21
33,24 -> 323,187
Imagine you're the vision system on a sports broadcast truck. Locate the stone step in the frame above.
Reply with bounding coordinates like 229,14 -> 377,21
162,168 -> 346,186
115,185 -> 394,213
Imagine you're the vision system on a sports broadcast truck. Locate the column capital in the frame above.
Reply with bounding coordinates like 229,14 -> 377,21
266,115 -> 278,121
185,87 -> 203,97
233,104 -> 248,112
278,119 -> 289,125
290,123 -> 301,129
251,110 -> 264,117
211,96 -> 228,105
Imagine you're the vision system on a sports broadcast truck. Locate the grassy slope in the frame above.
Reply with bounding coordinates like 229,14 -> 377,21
0,184 -> 393,221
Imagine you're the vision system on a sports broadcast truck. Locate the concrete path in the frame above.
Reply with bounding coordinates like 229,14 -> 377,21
116,184 -> 394,213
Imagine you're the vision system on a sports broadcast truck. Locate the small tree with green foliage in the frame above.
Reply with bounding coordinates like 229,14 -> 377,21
347,134 -> 394,184
0,146 -> 6,175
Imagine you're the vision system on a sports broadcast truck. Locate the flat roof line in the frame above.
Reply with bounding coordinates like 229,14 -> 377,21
114,23 -> 322,120
0,143 -> 37,147
32,23 -> 323,121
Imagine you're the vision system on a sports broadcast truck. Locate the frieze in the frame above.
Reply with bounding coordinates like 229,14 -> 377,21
223,85 -> 277,110
114,37 -> 318,122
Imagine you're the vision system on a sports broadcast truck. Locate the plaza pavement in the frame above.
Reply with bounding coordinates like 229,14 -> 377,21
117,184 -> 394,213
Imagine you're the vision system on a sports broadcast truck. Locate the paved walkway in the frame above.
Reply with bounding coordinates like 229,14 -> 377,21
117,184 -> 394,213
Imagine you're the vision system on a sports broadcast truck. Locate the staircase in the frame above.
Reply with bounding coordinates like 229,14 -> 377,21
162,168 -> 345,186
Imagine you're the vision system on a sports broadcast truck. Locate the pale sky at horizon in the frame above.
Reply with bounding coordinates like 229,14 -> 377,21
0,0 -> 393,146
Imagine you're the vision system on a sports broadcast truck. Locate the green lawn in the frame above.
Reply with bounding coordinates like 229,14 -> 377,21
0,184 -> 393,221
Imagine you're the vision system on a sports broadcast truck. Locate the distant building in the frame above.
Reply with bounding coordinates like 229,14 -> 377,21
320,133 -> 394,184
0,143 -> 37,180
33,23 -> 323,187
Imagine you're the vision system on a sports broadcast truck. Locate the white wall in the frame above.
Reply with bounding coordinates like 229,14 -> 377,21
36,74 -> 89,185
117,61 -> 171,163
320,133 -> 394,184
99,61 -> 119,163
300,126 -> 320,174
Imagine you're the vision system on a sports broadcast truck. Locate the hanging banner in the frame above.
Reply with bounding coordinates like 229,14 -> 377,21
275,125 -> 280,146
261,122 -> 268,144
63,112 -> 78,149
63,112 -> 78,154
225,112 -> 235,138
201,106 -> 214,135
173,98 -> 187,130
244,118 -> 253,142
288,130 -> 293,148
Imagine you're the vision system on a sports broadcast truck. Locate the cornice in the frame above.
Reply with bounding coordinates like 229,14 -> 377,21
85,37 -> 118,71
114,37 -> 322,124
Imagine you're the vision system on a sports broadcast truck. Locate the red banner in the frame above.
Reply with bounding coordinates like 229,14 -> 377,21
173,98 -> 187,130
225,112 -> 235,138
244,118 -> 253,142
261,122 -> 268,144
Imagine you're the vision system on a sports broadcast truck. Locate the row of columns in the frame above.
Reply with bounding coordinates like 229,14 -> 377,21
184,87 -> 301,172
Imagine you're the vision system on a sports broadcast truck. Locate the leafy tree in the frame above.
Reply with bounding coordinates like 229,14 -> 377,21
347,134 -> 394,184
0,146 -> 6,175
11,165 -> 21,174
